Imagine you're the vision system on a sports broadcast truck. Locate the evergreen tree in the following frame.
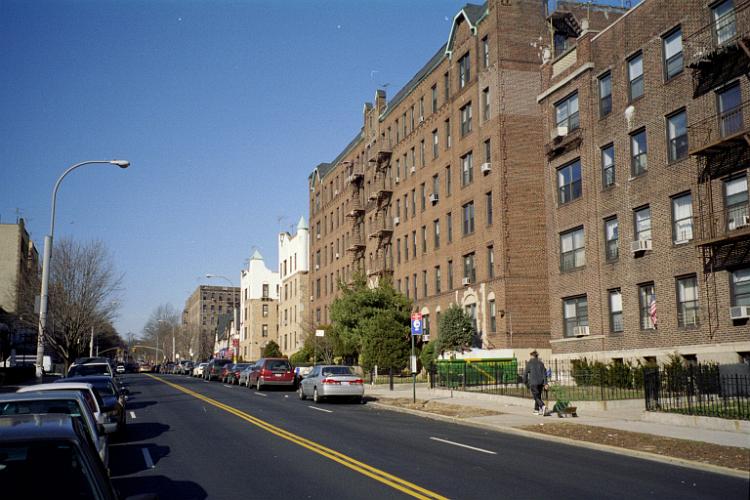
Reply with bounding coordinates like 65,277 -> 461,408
262,340 -> 283,358
436,304 -> 475,356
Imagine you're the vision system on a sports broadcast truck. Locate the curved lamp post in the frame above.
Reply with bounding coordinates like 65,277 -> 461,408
205,273 -> 239,362
35,160 -> 130,379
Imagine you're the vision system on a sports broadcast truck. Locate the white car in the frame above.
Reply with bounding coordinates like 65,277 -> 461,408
298,365 -> 364,403
193,362 -> 208,377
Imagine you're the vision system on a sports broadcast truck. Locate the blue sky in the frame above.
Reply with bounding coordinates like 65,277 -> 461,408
1,0 -> 477,337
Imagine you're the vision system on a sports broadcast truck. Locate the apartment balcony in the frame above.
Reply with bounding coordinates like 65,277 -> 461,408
371,144 -> 392,171
368,217 -> 394,241
685,0 -> 750,97
545,127 -> 582,161
346,198 -> 365,218
347,169 -> 364,184
689,100 -> 750,180
346,233 -> 366,253
366,259 -> 393,278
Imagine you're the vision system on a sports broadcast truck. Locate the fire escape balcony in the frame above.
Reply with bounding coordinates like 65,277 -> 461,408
346,198 -> 365,218
346,231 -> 366,253
368,217 -> 394,240
696,204 -> 750,271
689,99 -> 750,180
545,127 -> 583,160
371,144 -> 392,172
685,0 -> 750,98
347,169 -> 364,185
366,257 -> 393,277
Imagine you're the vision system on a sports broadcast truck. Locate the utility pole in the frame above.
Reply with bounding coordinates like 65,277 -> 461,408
89,326 -> 94,357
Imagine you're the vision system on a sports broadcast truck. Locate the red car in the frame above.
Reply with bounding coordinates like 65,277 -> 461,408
246,358 -> 295,390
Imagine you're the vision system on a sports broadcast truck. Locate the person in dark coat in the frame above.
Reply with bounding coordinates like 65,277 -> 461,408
523,350 -> 548,415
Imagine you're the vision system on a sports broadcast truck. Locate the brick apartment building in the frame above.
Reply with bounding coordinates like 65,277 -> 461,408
539,0 -> 750,364
183,285 -> 240,360
278,217 -> 309,357
308,0 -> 553,355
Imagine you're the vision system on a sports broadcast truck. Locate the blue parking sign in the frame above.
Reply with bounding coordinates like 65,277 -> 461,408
411,313 -> 422,336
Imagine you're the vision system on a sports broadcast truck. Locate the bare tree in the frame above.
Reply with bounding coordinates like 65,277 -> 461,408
46,238 -> 123,370
141,304 -> 179,363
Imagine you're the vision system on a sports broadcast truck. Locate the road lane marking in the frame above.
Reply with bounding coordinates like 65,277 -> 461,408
129,411 -> 136,419
309,406 -> 333,413
147,374 -> 446,500
254,392 -> 267,397
429,437 -> 497,455
223,385 -> 231,388
141,448 -> 155,469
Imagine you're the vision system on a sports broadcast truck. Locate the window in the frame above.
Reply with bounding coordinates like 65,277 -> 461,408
262,304 -> 269,317
432,130 -> 439,158
605,217 -> 619,261
446,165 -> 452,195
555,92 -> 579,132
560,227 -> 585,272
423,270 -> 428,297
725,175 -> 749,230
396,238 -> 401,264
431,84 -> 438,113
448,260 -> 454,289
458,52 -> 471,88
420,183 -> 426,211
413,273 -> 417,299
421,225 -> 427,253
563,296 -> 588,337
262,284 -> 269,298
718,83 -> 743,138
667,110 -> 688,162
420,140 -> 425,167
262,324 -> 268,337
484,139 -> 491,163
672,193 -> 693,244
628,52 -> 644,101
486,191 -> 493,225
463,253 -> 476,283
482,36 -> 489,68
432,174 -> 439,199
602,144 -> 615,188
461,152 -> 473,186
435,266 -> 442,293
482,87 -> 490,120
639,283 -> 657,330
444,71 -> 450,100
631,129 -> 648,176
404,238 -> 409,262
557,159 -> 582,204
634,206 -> 652,242
487,245 -> 495,279
447,212 -> 453,242
713,0 -> 737,45
445,118 -> 452,148
731,267 -> 750,306
405,276 -> 409,298
411,189 -> 416,215
462,202 -> 475,235
663,28 -> 683,80
609,289 -> 623,332
460,103 -> 472,136
489,299 -> 496,332
677,275 -> 699,327
433,219 -> 440,249
410,147 -> 416,172
419,96 -> 424,121
412,230 -> 417,258
410,106 -> 415,130
599,72 -> 612,117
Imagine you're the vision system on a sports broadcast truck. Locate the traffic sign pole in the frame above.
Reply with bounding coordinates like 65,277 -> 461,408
410,313 -> 422,404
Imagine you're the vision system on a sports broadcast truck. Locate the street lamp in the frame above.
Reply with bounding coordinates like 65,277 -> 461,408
205,273 -> 239,362
35,160 -> 130,380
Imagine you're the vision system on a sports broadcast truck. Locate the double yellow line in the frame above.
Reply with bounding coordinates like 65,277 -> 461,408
147,375 -> 448,500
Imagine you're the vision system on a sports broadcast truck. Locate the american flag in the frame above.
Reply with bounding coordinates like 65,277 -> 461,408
649,294 -> 658,328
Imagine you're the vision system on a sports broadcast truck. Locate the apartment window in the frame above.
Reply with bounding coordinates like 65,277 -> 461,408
420,140 -> 425,167
262,284 -> 269,298
410,106 -> 415,131
448,260 -> 454,289
634,206 -> 652,242
435,266 -> 442,293
555,92 -> 579,132
639,283 -> 657,330
609,289 -> 623,332
557,159 -> 582,204
560,226 -> 585,272
713,0 -> 737,45
489,299 -> 496,332
262,324 -> 268,337
431,84 -> 438,113
432,174 -> 439,199
315,279 -> 320,298
446,165 -> 452,195
403,112 -> 408,137
447,212 -> 453,242
599,72 -> 612,117
731,267 -> 750,306
482,87 -> 490,120
602,144 -> 615,188
411,189 -> 416,215
461,152 -> 473,186
396,119 -> 400,142
396,199 -> 401,218
433,219 -> 440,249
631,129 -> 648,176
420,183 -> 426,211
667,109 -> 688,162
463,253 -> 476,283
432,130 -> 439,158
677,275 -> 700,327
487,245 -> 495,279
718,83 -> 743,138
413,273 -> 417,299
421,225 -> 427,253
262,304 -> 269,317
725,175 -> 749,230
482,36 -> 489,68
458,51 -> 471,89
405,277 -> 410,299
462,202 -> 475,235
412,231 -> 417,258
628,52 -> 644,101
672,193 -> 694,244
444,71 -> 450,100
419,96 -> 424,121
663,28 -> 683,80
563,296 -> 588,337
404,238 -> 409,262
604,217 -> 619,261
396,238 -> 401,264
404,194 -> 408,219
422,270 -> 428,297
460,103 -> 473,136
486,191 -> 493,226
410,147 -> 416,172
483,140 -> 491,164
445,118 -> 452,148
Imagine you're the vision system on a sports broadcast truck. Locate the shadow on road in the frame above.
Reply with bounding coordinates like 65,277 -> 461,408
118,422 -> 170,442
126,399 -> 157,410
113,475 -> 206,500
109,443 -> 171,475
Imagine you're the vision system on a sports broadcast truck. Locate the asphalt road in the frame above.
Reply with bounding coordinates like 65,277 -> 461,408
110,373 -> 750,500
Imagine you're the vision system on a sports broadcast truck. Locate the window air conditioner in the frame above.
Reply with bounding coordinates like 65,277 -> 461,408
395,176 -> 400,183
556,125 -> 568,138
630,239 -> 652,253
462,277 -> 471,286
410,166 -> 416,174
573,325 -> 590,336
419,116 -> 425,124
729,305 -> 750,320
315,264 -> 319,270
429,193 -> 439,204
334,189 -> 338,196
480,162 -> 492,174
316,234 -> 321,240
335,253 -> 340,259
393,216 -> 400,225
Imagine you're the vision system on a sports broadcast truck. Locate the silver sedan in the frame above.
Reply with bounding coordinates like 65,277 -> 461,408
298,365 -> 364,403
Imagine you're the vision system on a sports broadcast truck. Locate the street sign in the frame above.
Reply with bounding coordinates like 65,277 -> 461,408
315,329 -> 325,337
411,313 -> 422,336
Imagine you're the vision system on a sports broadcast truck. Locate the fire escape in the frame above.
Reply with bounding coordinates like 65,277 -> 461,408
345,161 -> 366,274
685,0 -> 750,334
366,141 -> 393,282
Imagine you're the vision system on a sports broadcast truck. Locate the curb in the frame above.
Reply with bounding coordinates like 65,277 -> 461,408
367,401 -> 748,479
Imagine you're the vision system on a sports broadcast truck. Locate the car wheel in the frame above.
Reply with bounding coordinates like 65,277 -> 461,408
313,387 -> 322,403
256,379 -> 262,391
298,385 -> 306,400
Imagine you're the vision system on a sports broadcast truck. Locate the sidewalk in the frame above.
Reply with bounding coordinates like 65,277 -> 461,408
365,383 -> 750,450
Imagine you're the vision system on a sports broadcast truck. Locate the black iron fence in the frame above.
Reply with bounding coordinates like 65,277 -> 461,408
644,364 -> 750,420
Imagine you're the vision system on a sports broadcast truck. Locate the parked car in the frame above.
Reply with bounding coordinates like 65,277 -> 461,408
204,358 -> 232,381
224,363 -> 251,384
238,362 -> 256,386
68,361 -> 115,378
193,362 -> 208,377
0,391 -> 109,467
178,361 -> 194,375
246,358 -> 295,390
55,376 -> 127,435
298,365 -> 364,403
219,363 -> 236,383
16,382 -> 110,434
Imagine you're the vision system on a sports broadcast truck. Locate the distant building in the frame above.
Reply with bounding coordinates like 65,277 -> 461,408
278,216 -> 309,357
183,285 -> 240,360
239,250 -> 280,361
0,218 -> 39,317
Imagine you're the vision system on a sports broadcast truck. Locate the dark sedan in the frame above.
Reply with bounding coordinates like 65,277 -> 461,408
224,362 -> 252,384
56,375 -> 127,435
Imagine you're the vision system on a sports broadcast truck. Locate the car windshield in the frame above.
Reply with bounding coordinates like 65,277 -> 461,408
234,364 -> 250,370
90,381 -> 117,397
0,441 -> 98,498
321,366 -> 354,376
0,400 -> 82,417
266,360 -> 290,371
68,365 -> 110,377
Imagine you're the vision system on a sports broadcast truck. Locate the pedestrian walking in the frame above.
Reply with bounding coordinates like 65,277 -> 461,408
523,350 -> 548,416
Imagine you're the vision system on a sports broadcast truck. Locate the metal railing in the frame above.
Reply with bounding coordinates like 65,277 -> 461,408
684,0 -> 750,68
697,202 -> 750,243
689,100 -> 750,154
